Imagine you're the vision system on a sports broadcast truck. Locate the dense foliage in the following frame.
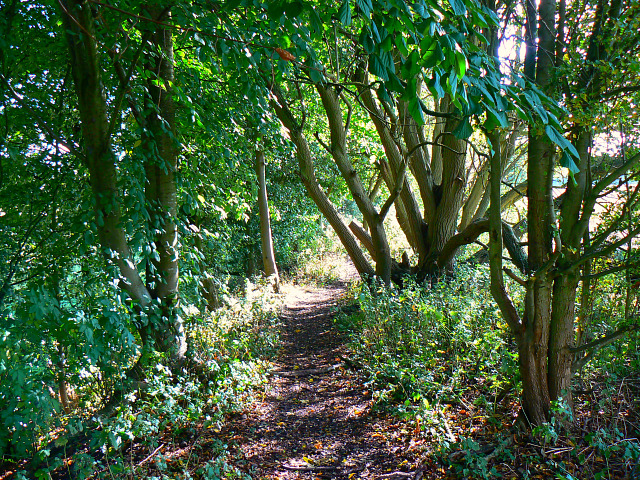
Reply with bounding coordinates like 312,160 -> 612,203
1,0 -> 639,477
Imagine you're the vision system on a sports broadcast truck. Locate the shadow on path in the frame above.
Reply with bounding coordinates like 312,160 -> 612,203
224,280 -> 422,479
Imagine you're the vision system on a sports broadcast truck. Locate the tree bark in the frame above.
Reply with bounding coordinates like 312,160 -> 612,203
426,101 -> 467,272
61,0 -> 186,360
61,0 -> 152,307
255,147 -> 280,292
517,0 -> 557,424
358,77 -> 427,263
269,85 -> 375,279
141,4 -> 186,359
316,84 -> 392,284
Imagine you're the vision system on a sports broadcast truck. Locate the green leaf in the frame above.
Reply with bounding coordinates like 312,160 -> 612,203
377,84 -> 393,105
395,34 -> 409,56
560,151 -> 580,174
483,112 -> 500,131
448,69 -> 458,96
355,0 -> 373,18
380,35 -> 394,51
452,117 -> 473,139
309,7 -> 323,38
371,20 -> 381,43
379,51 -> 395,73
428,72 -> 445,98
463,97 -> 480,116
309,64 -> 324,83
422,42 -> 444,68
267,2 -> 286,18
484,101 -> 508,128
448,0 -> 467,15
400,50 -> 419,79
283,1 -> 304,17
223,0 -> 243,9
369,54 -> 389,80
338,0 -> 352,26
455,51 -> 467,78
387,72 -> 405,93
544,125 -> 580,160
360,28 -> 375,53
414,0 -> 431,18
408,98 -> 425,124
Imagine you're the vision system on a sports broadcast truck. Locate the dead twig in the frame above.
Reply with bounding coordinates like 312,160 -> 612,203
134,443 -> 164,471
282,464 -> 339,471
273,363 -> 344,377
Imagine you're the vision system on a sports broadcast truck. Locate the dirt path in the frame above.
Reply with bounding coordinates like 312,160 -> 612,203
223,277 -> 423,479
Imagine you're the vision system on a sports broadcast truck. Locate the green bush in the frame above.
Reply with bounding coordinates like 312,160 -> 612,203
341,264 -> 518,408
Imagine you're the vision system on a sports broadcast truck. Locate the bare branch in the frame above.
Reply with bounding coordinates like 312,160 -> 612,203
313,131 -> 332,155
504,267 -> 527,286
571,322 -> 639,373
590,151 -> 640,198
340,92 -> 353,136
379,158 -> 409,221
349,221 -> 376,260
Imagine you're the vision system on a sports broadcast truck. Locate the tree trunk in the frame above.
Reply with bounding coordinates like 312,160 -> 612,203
548,273 -> 579,403
516,0 -> 557,424
61,0 -> 152,307
460,159 -> 489,230
269,85 -> 375,279
141,4 -> 186,359
426,102 -> 467,272
316,84 -> 392,284
255,147 -> 280,292
517,325 -> 552,426
357,78 -> 427,263
62,0 -> 186,360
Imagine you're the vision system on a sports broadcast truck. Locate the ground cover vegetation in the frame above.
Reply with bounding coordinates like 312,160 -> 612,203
0,0 -> 639,477
339,261 -> 639,478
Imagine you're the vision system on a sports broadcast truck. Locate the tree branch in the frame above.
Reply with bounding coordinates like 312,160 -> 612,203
313,131 -> 332,154
571,322 -> 639,373
0,73 -> 84,160
378,157 -> 409,221
349,221 -> 376,260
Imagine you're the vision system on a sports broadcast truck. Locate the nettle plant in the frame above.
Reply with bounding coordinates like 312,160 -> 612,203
344,264 -> 518,407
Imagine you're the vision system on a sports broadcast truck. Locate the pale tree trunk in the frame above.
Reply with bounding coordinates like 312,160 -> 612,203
141,4 -> 186,359
62,0 -> 151,307
61,0 -> 186,360
255,147 -> 280,292
460,158 -> 489,230
362,171 -> 384,233
427,104 -> 467,270
269,84 -> 375,279
358,82 -> 428,263
431,97 -> 447,185
398,99 -> 437,224
316,84 -> 393,284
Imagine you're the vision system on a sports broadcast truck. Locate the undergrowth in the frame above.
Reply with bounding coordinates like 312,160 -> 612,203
8,278 -> 281,479
340,264 -> 516,411
338,264 -> 640,479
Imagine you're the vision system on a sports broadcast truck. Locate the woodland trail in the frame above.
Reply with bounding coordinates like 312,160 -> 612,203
223,276 -> 424,479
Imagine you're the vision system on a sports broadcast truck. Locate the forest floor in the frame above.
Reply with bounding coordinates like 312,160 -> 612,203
220,270 -> 426,479
5,260 -> 638,479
